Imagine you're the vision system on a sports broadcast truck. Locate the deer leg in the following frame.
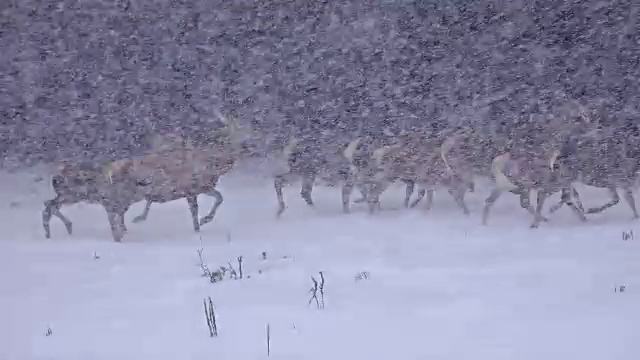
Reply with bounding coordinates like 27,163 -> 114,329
448,187 -> 470,215
186,195 -> 200,232
403,180 -> 415,208
567,198 -> 588,222
354,185 -> 369,203
549,187 -> 584,215
482,188 -> 502,225
520,190 -> 548,222
530,190 -> 551,228
410,188 -> 426,208
572,187 -> 585,214
621,187 -> 639,219
120,205 -> 129,233
562,187 -> 587,222
467,179 -> 475,193
275,175 -> 287,218
300,175 -> 315,207
51,205 -> 73,234
352,177 -> 368,204
548,188 -> 571,214
200,189 -> 224,226
549,188 -> 582,214
132,199 -> 153,223
106,208 -> 124,242
341,178 -> 354,213
42,198 -> 56,239
422,189 -> 435,212
366,181 -> 385,214
586,186 -> 619,214
367,194 -> 381,214
43,196 -> 73,239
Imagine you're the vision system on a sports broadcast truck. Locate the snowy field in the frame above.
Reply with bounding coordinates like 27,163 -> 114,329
1,166 -> 640,360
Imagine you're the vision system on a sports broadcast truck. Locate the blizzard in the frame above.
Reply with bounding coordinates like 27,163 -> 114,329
1,167 -> 639,360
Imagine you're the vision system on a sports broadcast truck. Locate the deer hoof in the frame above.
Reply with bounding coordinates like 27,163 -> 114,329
199,215 -> 214,226
132,216 -> 145,223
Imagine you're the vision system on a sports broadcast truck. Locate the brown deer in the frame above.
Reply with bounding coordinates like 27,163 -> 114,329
481,106 -> 594,228
108,113 -> 249,236
273,136 -> 365,217
360,130 -> 472,215
537,125 -> 640,226
42,160 -> 147,242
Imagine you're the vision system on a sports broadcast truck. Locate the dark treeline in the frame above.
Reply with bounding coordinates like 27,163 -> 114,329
1,0 -> 638,166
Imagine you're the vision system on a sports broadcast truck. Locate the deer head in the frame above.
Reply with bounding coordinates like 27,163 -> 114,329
282,137 -> 298,159
103,159 -> 133,184
371,144 -> 401,168
343,137 -> 361,161
215,111 -> 254,156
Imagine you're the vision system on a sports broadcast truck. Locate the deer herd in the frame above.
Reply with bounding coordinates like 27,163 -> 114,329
41,105 -> 640,242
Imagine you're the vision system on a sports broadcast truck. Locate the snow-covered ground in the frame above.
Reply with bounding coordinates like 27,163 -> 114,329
1,167 -> 639,360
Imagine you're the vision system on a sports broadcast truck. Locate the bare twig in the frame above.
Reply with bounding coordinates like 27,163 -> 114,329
197,236 -> 214,280
266,323 -> 271,356
318,271 -> 325,309
197,248 -> 213,279
308,276 -> 319,308
203,297 -> 218,337
227,261 -> 238,279
355,271 -> 370,281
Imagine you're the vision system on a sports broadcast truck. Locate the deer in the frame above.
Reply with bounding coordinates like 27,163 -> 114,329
358,129 -> 473,215
42,160 -> 147,242
539,124 -> 640,225
481,105 -> 601,228
106,112 -> 249,237
272,134 -> 366,217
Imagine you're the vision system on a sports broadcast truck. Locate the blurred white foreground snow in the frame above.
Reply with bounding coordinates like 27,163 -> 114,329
1,167 -> 639,360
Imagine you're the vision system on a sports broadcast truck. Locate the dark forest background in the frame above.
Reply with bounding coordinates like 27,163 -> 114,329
1,0 -> 638,167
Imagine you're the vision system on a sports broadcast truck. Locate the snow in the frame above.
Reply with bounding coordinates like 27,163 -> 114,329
1,168 -> 640,360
